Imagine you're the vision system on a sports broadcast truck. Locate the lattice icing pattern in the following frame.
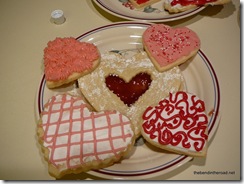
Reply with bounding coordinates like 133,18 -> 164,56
38,94 -> 134,175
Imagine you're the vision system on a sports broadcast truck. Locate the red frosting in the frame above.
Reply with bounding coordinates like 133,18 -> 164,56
142,91 -> 208,152
40,94 -> 134,170
105,73 -> 152,107
44,37 -> 100,81
136,0 -> 149,4
171,0 -> 217,6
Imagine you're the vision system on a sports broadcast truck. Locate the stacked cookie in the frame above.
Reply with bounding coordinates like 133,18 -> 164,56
37,24 -> 209,178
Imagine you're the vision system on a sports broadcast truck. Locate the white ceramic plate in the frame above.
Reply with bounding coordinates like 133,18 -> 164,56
93,0 -> 205,22
36,22 -> 220,180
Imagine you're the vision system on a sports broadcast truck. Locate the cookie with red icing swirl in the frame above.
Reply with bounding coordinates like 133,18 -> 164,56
141,91 -> 208,157
44,37 -> 100,88
164,0 -> 231,13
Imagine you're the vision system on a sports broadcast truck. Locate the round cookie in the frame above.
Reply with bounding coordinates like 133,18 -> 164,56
78,51 -> 184,137
37,94 -> 135,178
44,37 -> 100,88
141,91 -> 208,157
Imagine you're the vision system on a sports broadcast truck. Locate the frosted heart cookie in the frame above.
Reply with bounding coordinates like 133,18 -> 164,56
37,94 -> 135,178
128,0 -> 160,9
141,91 -> 208,157
44,37 -> 100,89
164,0 -> 231,13
142,24 -> 200,72
78,51 -> 184,137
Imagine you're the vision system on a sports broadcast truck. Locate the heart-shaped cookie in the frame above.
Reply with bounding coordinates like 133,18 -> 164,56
141,91 -> 208,157
143,24 -> 200,72
78,51 -> 184,137
37,94 -> 135,178
44,37 -> 100,88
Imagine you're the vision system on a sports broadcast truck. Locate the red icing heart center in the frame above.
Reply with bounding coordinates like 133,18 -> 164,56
105,73 -> 152,107
136,0 -> 149,4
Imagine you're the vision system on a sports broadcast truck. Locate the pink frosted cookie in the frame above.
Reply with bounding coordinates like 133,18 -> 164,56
37,94 -> 135,178
44,37 -> 100,88
141,91 -> 208,157
142,24 -> 200,72
164,0 -> 231,13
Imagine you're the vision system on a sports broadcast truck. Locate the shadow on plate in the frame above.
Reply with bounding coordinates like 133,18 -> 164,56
57,172 -> 106,180
199,1 -> 236,19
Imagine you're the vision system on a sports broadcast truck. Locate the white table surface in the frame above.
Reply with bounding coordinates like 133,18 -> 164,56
0,0 -> 240,181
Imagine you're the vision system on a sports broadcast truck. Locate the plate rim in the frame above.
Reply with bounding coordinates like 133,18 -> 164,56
93,0 -> 206,22
36,22 -> 221,179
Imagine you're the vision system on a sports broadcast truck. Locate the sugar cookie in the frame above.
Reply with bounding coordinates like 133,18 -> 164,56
142,24 -> 200,72
141,91 -> 208,157
164,0 -> 231,13
44,37 -> 100,88
78,51 -> 184,137
37,94 -> 135,178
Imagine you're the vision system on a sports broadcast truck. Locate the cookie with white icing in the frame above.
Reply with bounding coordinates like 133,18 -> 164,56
37,94 -> 135,178
164,0 -> 231,13
78,51 -> 184,137
141,91 -> 208,157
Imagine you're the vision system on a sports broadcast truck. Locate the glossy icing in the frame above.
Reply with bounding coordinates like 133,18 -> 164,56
39,94 -> 134,171
143,24 -> 200,67
142,91 -> 208,152
105,72 -> 152,107
44,37 -> 100,81
136,0 -> 149,4
170,0 -> 217,6
78,51 -> 184,137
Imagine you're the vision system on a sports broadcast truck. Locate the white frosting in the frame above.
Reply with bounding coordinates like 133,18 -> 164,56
142,92 -> 208,153
40,94 -> 134,171
165,0 -> 183,8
